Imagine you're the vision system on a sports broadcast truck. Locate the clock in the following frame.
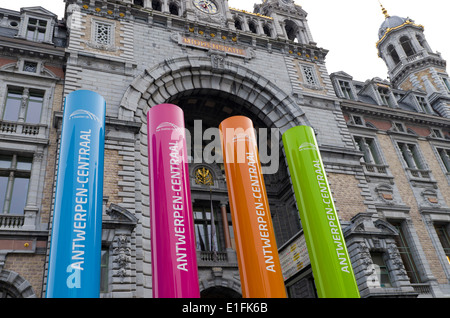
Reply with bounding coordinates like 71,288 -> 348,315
193,0 -> 218,14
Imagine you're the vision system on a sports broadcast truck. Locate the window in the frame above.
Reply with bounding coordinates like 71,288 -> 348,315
354,136 -> 383,165
234,19 -> 242,30
9,20 -> 19,28
416,34 -> 427,49
100,247 -> 109,293
351,115 -> 364,126
194,202 -> 220,252
339,80 -> 355,99
263,24 -> 272,37
388,44 -> 401,65
25,91 -> 44,124
434,224 -> 450,265
371,252 -> 392,287
94,22 -> 112,46
2,88 -> 22,122
397,142 -> 425,170
23,61 -> 38,73
0,283 -> 20,298
248,21 -> 257,34
193,200 -> 234,253
26,18 -> 47,41
0,154 -> 31,215
437,148 -> 450,173
416,96 -> 431,114
441,76 -> 450,92
284,20 -> 299,42
301,65 -> 318,86
431,129 -> 443,139
169,2 -> 179,15
400,36 -> 416,57
393,122 -> 405,133
390,221 -> 422,283
378,87 -> 394,107
3,88 -> 44,124
152,0 -> 162,11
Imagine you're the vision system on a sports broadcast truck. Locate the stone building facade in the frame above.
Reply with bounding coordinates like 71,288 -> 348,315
0,0 -> 448,298
0,6 -> 66,297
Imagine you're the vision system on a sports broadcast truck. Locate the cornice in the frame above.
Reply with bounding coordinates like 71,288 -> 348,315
0,36 -> 65,60
340,100 -> 450,127
229,8 -> 273,20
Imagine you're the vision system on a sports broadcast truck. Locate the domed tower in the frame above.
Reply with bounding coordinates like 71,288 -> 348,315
376,4 -> 450,117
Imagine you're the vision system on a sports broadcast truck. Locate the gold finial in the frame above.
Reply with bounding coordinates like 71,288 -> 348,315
195,167 -> 213,186
379,1 -> 390,19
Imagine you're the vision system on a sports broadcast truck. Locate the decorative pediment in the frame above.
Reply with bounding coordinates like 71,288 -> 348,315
0,63 -> 16,72
20,6 -> 58,18
344,213 -> 398,237
104,203 -> 138,229
373,219 -> 399,236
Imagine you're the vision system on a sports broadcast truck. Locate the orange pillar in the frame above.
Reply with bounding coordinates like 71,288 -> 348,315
219,116 -> 286,298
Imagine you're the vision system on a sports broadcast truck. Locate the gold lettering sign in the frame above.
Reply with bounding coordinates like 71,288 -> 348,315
181,37 -> 246,57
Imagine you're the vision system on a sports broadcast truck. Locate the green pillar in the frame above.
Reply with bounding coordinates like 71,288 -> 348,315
282,125 -> 360,298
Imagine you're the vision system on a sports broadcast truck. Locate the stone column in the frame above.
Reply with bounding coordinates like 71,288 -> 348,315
220,202 -> 232,249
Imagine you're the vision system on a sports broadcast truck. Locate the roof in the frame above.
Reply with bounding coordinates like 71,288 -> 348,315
378,15 -> 408,39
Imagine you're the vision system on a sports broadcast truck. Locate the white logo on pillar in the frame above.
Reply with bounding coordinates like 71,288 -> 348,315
69,109 -> 101,123
156,122 -> 182,133
298,142 -> 317,151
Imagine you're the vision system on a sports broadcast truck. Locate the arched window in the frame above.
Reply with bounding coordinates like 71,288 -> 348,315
248,21 -> 257,34
388,44 -> 401,65
416,34 -> 425,48
284,20 -> 299,42
400,36 -> 416,57
263,24 -> 271,37
152,0 -> 162,11
169,2 -> 179,15
133,0 -> 144,6
234,19 -> 242,30
0,270 -> 36,298
416,34 -> 431,52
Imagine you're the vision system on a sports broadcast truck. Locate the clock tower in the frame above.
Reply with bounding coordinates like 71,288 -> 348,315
186,0 -> 233,28
192,0 -> 219,14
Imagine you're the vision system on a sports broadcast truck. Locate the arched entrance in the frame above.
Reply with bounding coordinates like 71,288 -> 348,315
201,286 -> 241,298
119,55 -> 308,130
120,55 -> 307,294
167,89 -> 302,252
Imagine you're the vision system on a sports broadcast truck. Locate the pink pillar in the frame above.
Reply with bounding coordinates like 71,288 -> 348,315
147,103 -> 200,298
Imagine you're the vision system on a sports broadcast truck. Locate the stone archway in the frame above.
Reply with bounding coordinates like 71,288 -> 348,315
120,55 -> 308,295
0,269 -> 36,298
119,55 -> 309,131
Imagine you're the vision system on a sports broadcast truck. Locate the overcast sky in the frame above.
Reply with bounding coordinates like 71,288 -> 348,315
3,0 -> 449,82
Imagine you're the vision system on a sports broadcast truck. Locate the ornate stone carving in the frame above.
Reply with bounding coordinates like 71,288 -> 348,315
112,234 -> 131,281
210,54 -> 225,69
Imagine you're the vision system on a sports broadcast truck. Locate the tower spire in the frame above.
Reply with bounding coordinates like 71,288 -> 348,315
379,1 -> 390,19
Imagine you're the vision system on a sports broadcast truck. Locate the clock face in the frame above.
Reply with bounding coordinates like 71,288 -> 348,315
193,0 -> 218,14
